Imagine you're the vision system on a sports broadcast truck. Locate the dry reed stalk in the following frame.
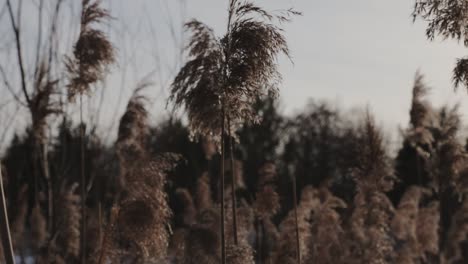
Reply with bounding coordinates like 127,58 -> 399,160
79,97 -> 86,264
66,0 -> 115,262
292,174 -> 300,264
0,166 -> 15,264
273,186 -> 317,264
56,183 -> 81,259
221,109 -> 226,264
228,117 -> 238,245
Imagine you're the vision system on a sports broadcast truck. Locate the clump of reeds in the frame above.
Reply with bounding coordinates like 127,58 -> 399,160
253,162 -> 280,263
105,155 -> 179,262
115,84 -> 151,196
391,186 -> 439,263
305,187 -> 346,264
184,208 -> 222,264
254,185 -> 280,221
347,113 -> 397,264
225,199 -> 254,245
443,196 -> 468,263
272,186 -> 317,264
226,242 -> 255,264
104,84 -> 180,262
253,162 -> 280,220
10,185 -> 28,251
30,202 -> 48,253
55,183 -> 81,259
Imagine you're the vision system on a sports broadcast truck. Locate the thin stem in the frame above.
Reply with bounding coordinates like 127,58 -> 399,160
416,154 -> 421,185
292,174 -> 300,264
6,0 -> 31,106
98,207 -> 118,264
220,107 -> 226,264
33,144 -> 39,203
0,166 -> 16,264
80,94 -> 87,264
255,218 -> 263,264
34,0 -> 44,78
47,0 -> 64,73
98,202 -> 102,246
228,117 -> 238,244
40,142 -> 53,234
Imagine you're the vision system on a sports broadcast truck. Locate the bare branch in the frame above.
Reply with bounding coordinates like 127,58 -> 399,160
0,65 -> 27,107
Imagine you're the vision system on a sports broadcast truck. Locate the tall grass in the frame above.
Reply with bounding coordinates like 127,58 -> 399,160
5,1 -> 468,263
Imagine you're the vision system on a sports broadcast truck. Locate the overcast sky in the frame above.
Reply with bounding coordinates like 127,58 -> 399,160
1,0 -> 468,147
104,0 -> 468,130
114,0 -> 468,136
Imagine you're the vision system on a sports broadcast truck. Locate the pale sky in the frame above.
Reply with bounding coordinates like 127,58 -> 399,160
1,0 -> 468,148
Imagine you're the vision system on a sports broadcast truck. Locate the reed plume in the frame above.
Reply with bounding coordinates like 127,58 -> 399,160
430,105 -> 466,193
66,0 -> 115,101
413,0 -> 468,90
55,183 -> 81,259
169,1 -> 298,141
116,84 -> 150,162
107,154 -> 179,262
406,73 -> 435,159
305,187 -> 346,264
196,172 -> 214,211
103,82 -> 180,262
115,84 -> 151,194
